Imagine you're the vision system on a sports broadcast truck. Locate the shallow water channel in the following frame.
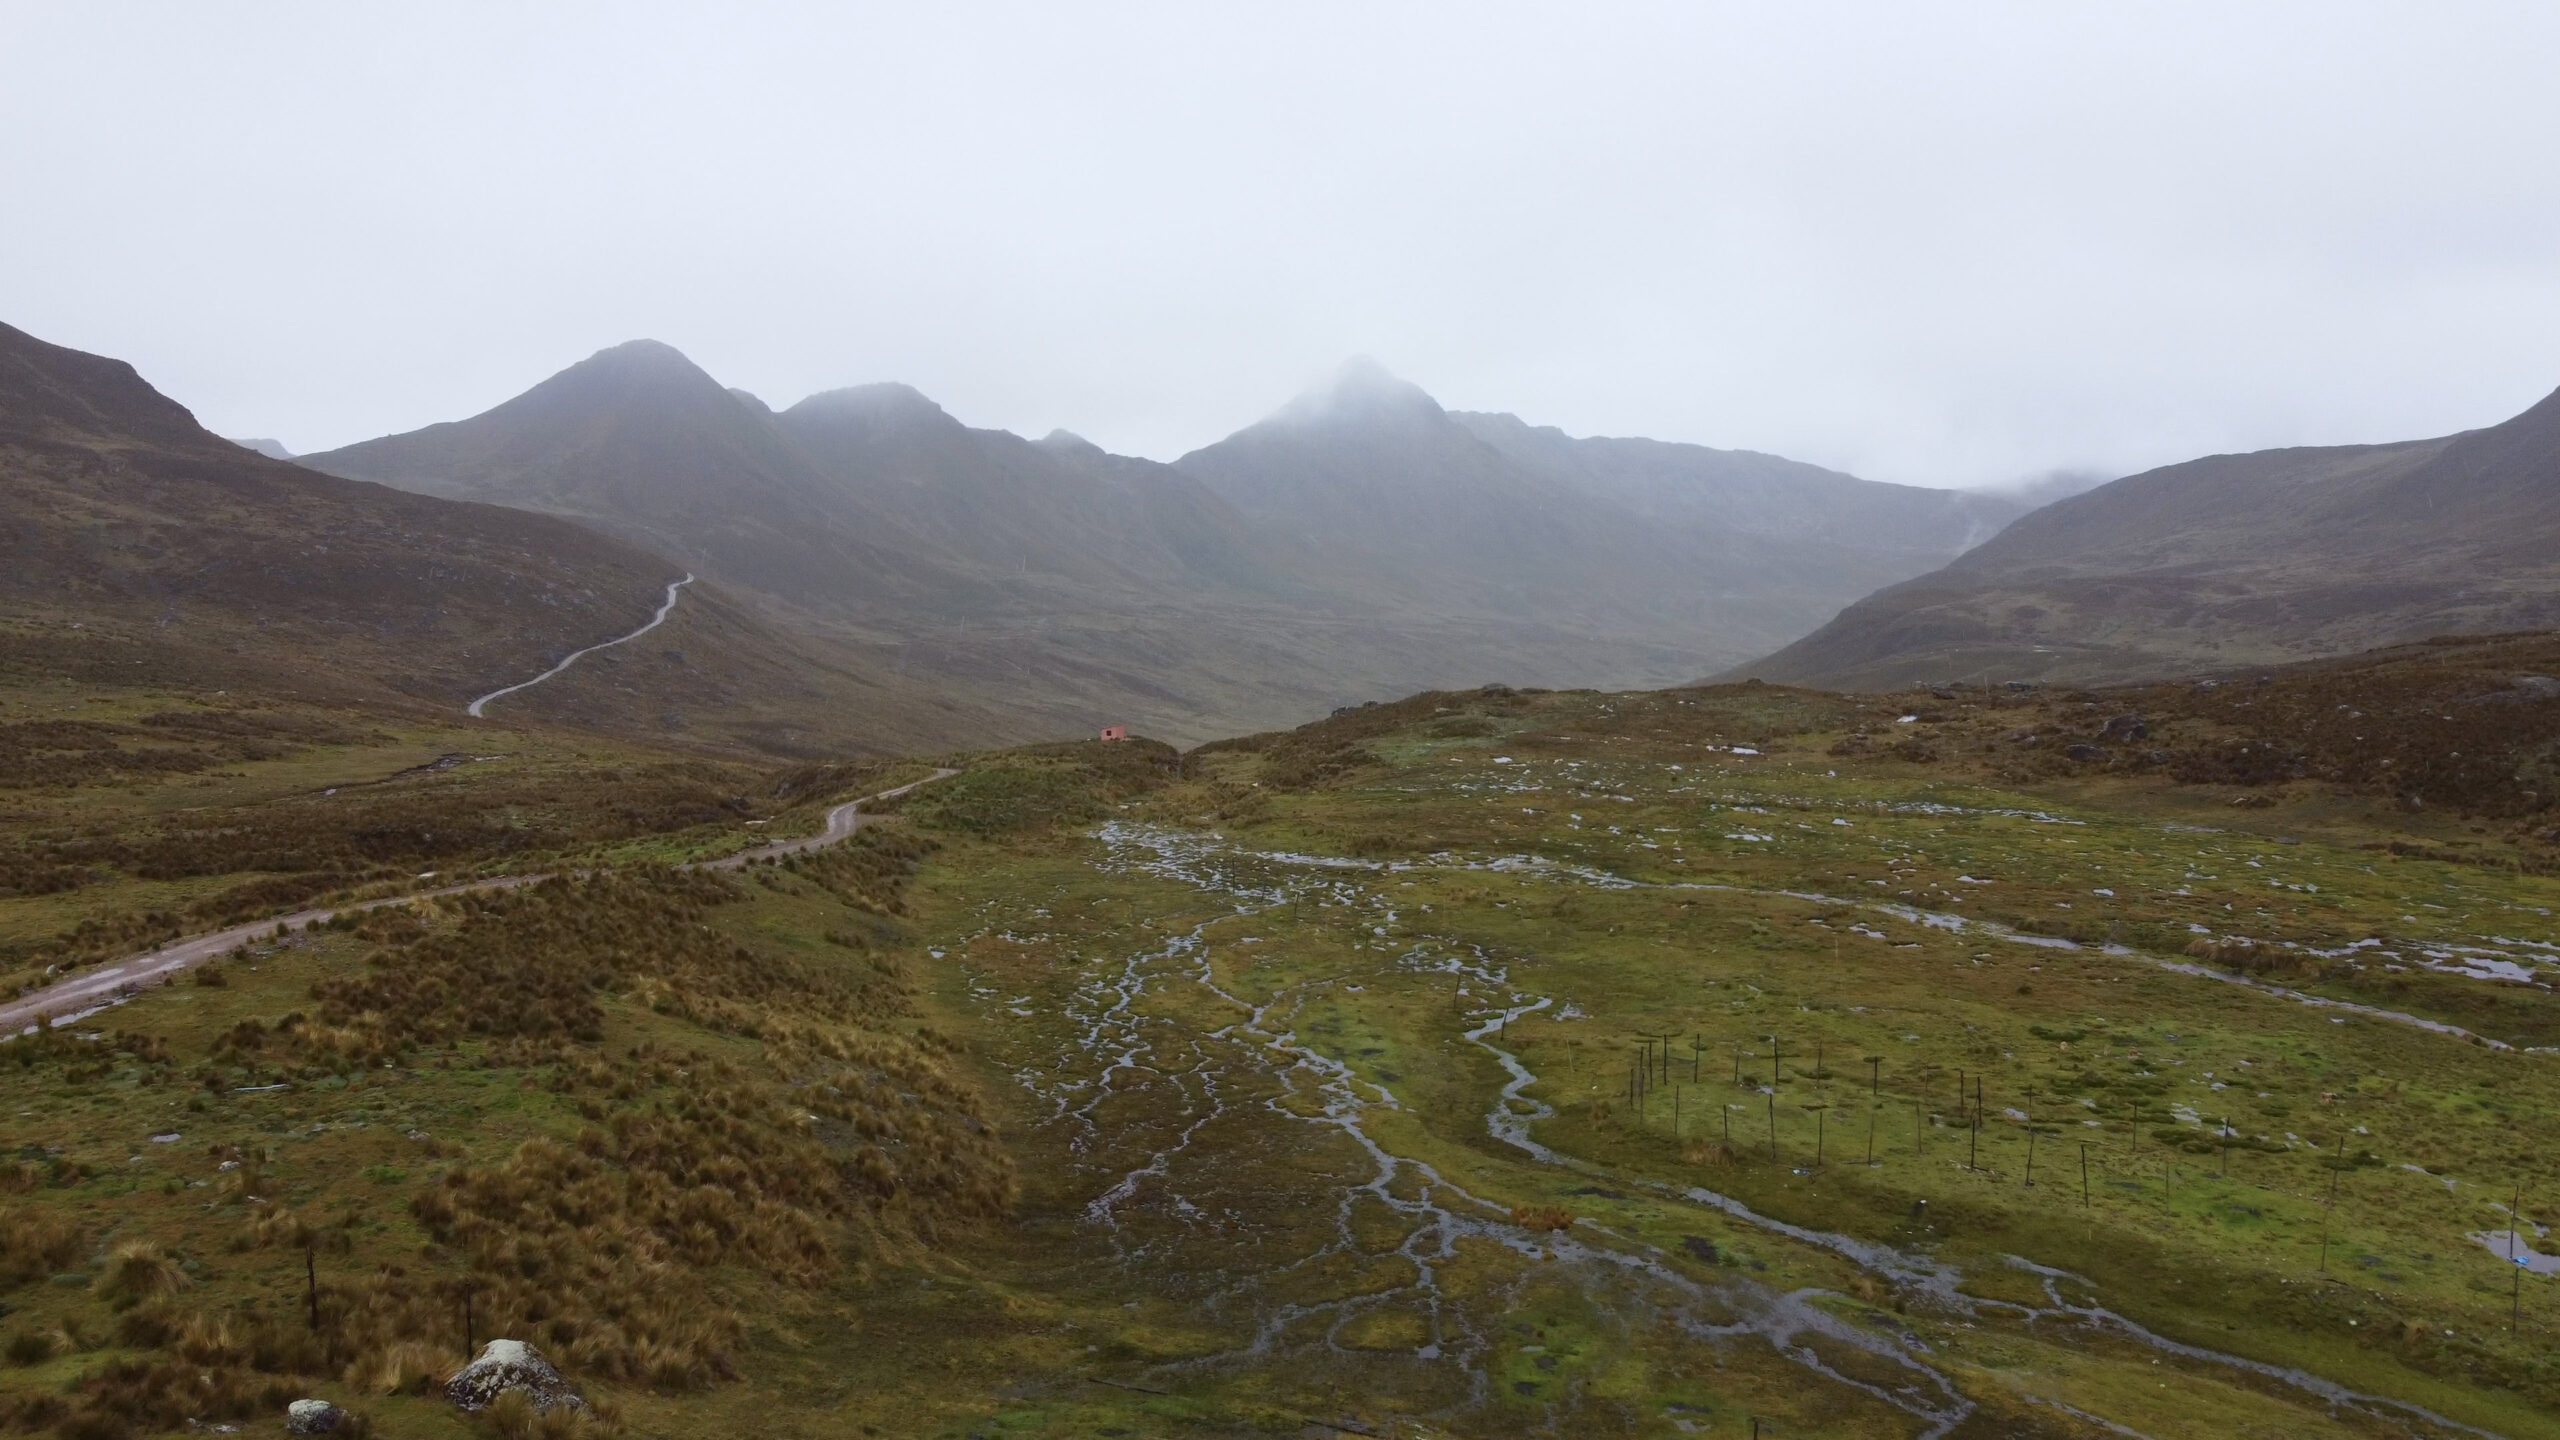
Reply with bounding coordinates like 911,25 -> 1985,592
963,823 -> 2509,1438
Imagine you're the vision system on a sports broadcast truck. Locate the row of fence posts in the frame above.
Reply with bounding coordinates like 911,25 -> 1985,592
1599,1028 -> 2537,1326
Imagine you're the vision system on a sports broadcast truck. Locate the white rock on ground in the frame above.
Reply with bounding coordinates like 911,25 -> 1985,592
285,1398 -> 347,1434
442,1338 -> 586,1413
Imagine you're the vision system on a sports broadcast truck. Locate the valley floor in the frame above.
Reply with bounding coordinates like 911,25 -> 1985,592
870,710 -> 2559,1439
5,676 -> 2559,1438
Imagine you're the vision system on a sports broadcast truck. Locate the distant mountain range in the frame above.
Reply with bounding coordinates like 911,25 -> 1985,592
28,316 -> 2560,734
303,345 -> 2029,738
1738,385 -> 2560,688
0,321 -> 1006,754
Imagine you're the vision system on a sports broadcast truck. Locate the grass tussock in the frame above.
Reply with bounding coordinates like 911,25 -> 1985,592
0,1355 -> 302,1440
1508,1205 -> 1574,1232
0,1209 -> 80,1285
89,1245 -> 186,1308
479,1387 -> 616,1439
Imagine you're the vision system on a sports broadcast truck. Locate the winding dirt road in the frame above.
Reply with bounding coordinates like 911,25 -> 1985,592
467,573 -> 694,718
0,768 -> 955,1038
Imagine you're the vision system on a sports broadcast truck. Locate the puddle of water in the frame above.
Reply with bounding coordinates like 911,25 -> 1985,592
2470,1231 -> 2560,1276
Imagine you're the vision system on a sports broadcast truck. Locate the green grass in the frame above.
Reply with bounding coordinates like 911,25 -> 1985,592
4,667 -> 2558,1437
876,682 -> 2560,1437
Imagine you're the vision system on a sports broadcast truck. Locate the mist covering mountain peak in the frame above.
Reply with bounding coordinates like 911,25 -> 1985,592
1268,357 -> 1447,430
1036,428 -> 1105,456
783,381 -> 965,441
539,338 -> 721,399
301,340 -> 2038,738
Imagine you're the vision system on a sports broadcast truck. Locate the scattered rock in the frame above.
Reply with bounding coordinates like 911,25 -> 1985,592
2002,680 -> 2040,692
2098,712 -> 2148,741
285,1399 -> 346,1434
443,1339 -> 584,1414
2515,674 -> 2560,699
2064,743 -> 2107,762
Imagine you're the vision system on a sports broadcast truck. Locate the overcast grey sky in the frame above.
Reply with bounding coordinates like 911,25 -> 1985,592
6,3 -> 2558,488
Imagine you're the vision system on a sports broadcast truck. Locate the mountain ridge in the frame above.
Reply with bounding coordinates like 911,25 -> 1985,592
299,344 -> 2035,737
0,320 -> 1008,755
1735,383 -> 2560,689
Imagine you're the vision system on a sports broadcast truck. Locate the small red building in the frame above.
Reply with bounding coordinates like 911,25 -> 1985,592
1098,725 -> 1127,742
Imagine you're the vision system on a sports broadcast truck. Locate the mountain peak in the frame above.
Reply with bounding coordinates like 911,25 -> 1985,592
563,338 -> 713,384
1036,428 -> 1104,456
1271,357 -> 1445,429
498,339 -> 731,420
789,381 -> 946,417
782,383 -> 965,440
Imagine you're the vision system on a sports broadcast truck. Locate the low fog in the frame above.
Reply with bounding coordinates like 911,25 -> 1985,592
4,2 -> 2557,489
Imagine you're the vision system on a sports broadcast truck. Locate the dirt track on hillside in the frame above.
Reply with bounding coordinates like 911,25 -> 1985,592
0,767 -> 954,1037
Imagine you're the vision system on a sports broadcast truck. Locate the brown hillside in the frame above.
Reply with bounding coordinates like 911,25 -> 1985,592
0,321 -> 1001,755
1737,386 -> 2560,689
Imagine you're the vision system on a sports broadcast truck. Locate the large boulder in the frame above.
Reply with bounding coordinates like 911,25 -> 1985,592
442,1338 -> 585,1413
285,1399 -> 347,1434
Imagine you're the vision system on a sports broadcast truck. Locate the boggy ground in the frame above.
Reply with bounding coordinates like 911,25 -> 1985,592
892,669 -> 2560,1438
4,649 -> 2559,1438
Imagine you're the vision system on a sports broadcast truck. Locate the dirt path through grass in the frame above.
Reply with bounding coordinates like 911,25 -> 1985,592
0,766 -> 953,1037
